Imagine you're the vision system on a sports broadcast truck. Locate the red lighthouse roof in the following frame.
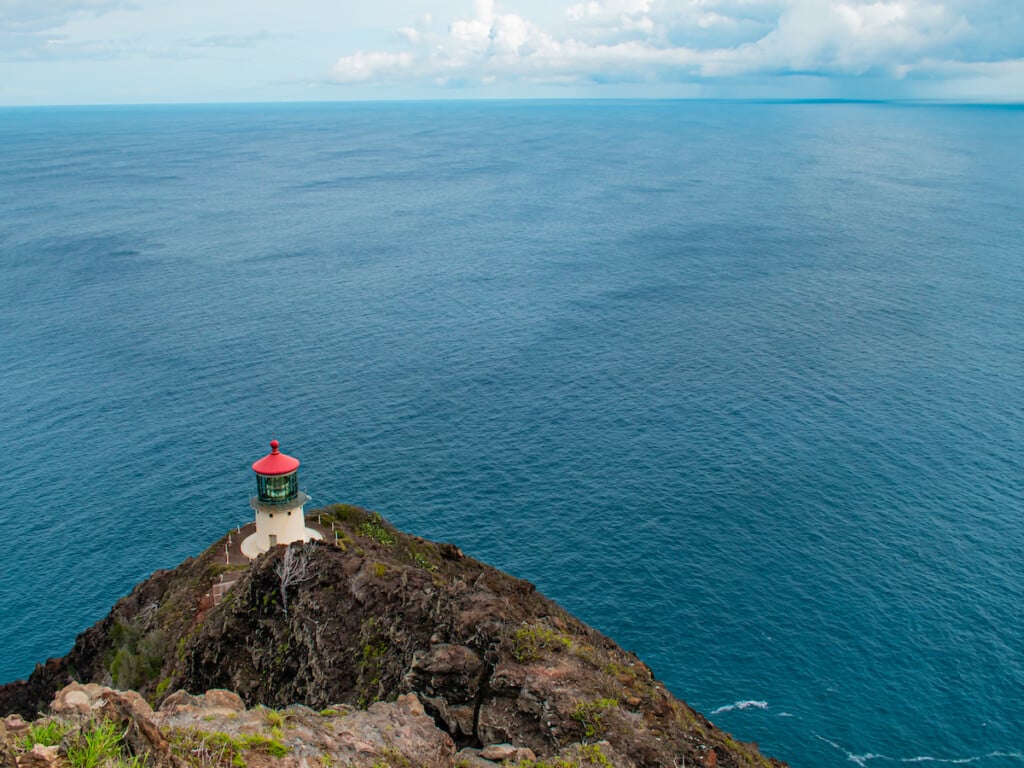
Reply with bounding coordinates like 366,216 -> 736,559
252,439 -> 300,476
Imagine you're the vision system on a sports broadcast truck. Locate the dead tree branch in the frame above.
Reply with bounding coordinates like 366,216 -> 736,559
275,543 -> 314,616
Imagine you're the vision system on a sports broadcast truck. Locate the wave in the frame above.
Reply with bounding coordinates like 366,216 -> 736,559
815,734 -> 1024,766
899,756 -> 1024,765
711,700 -> 769,715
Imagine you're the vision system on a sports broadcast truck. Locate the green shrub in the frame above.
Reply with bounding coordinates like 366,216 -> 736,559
511,625 -> 572,662
579,744 -> 613,767
411,550 -> 437,571
110,647 -> 141,689
137,630 -> 170,676
109,621 -> 142,651
109,624 -> 170,689
358,513 -> 395,547
571,698 -> 619,740
155,677 -> 173,697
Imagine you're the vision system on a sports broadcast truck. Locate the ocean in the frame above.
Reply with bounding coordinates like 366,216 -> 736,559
0,100 -> 1022,767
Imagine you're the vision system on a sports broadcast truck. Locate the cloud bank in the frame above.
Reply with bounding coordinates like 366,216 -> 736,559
330,0 -> 1024,95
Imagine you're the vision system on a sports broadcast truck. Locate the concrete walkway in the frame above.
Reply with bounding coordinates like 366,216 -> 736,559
239,527 -> 324,560
206,515 -> 336,606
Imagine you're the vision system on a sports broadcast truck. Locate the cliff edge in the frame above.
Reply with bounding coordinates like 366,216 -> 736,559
0,505 -> 786,768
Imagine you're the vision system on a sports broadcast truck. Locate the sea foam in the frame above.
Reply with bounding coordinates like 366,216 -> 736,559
711,700 -> 769,715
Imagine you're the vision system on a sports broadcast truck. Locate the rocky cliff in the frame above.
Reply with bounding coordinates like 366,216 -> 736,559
0,505 -> 786,768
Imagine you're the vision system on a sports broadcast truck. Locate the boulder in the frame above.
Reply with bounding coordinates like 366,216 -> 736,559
480,742 -> 536,762
52,688 -> 90,715
200,689 -> 245,713
324,695 -> 455,768
16,744 -> 59,768
454,747 -> 496,767
158,690 -> 200,712
4,714 -> 29,735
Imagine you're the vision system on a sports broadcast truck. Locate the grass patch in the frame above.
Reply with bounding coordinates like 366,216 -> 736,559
571,698 -> 619,741
719,733 -> 776,768
320,504 -> 369,525
410,550 -> 436,571
239,734 -> 288,757
21,719 -> 145,768
176,635 -> 190,662
513,745 -> 613,768
169,729 -> 244,768
512,759 -> 578,768
578,744 -> 613,767
370,746 -> 412,768
362,641 -> 387,664
168,728 -> 288,767
356,636 -> 389,708
511,625 -> 572,662
65,720 -> 124,768
400,540 -> 439,572
260,707 -> 286,729
358,513 -> 395,547
21,720 -> 70,750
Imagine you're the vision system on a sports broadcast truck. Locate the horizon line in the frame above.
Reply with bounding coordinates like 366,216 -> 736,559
2,95 -> 1023,110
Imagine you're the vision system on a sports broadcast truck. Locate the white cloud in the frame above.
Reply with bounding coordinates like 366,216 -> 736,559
0,0 -> 139,32
2,0 -> 1020,103
729,0 -> 972,76
0,0 -> 141,61
332,50 -> 416,83
328,0 -> 1024,95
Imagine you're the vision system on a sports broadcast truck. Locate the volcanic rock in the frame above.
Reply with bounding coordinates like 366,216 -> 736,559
0,504 -> 787,768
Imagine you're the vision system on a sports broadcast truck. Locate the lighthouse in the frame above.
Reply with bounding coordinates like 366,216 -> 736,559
241,439 -> 321,558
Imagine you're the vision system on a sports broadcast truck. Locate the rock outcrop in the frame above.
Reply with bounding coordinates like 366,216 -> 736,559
0,505 -> 786,767
5,682 -> 454,768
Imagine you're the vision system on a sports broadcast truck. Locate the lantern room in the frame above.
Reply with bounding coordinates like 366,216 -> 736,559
252,440 -> 300,504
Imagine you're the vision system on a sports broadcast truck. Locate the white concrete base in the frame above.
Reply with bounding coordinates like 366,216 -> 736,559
240,527 -> 324,560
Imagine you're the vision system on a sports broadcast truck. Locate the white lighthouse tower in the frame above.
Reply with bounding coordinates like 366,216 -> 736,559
241,439 -> 321,559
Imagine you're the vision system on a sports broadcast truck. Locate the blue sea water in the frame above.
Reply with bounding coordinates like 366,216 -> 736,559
1,100 -> 1023,767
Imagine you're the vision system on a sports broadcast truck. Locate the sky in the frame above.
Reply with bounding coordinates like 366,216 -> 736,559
1,0 -> 1023,105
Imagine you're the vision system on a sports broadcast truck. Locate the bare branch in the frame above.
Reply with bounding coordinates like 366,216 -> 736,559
274,542 -> 315,616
